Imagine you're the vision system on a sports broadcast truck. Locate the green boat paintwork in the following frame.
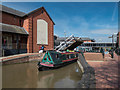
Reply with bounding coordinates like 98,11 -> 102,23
41,50 -> 78,64
42,52 -> 54,64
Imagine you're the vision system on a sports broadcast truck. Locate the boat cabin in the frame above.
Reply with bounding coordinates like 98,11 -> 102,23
42,50 -> 79,65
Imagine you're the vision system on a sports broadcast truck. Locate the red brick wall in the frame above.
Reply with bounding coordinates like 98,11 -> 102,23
23,8 -> 54,53
32,8 -> 54,52
23,17 -> 33,53
2,12 -> 23,26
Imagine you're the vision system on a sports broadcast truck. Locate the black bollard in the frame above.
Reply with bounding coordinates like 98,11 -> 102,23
111,51 -> 114,58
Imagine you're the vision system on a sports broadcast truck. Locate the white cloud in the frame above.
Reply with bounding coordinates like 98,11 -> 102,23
54,15 -> 118,42
112,3 -> 117,21
54,16 -> 89,37
95,24 -> 118,29
91,29 -> 118,35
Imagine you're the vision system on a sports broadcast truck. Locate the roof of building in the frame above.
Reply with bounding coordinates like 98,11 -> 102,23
24,7 -> 55,25
1,4 -> 26,17
55,36 -> 95,42
56,37 -> 67,41
0,23 -> 29,35
1,4 -> 55,24
80,37 -> 95,41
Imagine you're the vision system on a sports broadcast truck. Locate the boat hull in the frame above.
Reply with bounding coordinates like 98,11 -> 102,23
38,59 -> 77,71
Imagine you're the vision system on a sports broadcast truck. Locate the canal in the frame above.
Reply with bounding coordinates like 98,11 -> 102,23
2,62 -> 82,88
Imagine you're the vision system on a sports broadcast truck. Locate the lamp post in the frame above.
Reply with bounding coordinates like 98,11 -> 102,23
109,35 -> 114,58
109,35 -> 114,48
109,33 -> 117,48
108,33 -> 117,58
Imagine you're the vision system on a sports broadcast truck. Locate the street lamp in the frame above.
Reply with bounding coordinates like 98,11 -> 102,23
108,33 -> 117,58
108,35 -> 114,48
108,33 -> 117,48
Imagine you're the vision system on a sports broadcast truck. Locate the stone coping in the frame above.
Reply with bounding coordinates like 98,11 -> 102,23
0,53 -> 39,60
77,53 -> 96,88
0,53 -> 41,62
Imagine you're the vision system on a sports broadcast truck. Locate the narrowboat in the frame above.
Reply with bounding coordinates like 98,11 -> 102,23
37,50 -> 79,71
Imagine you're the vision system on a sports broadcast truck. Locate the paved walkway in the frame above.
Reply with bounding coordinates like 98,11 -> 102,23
87,52 -> 119,88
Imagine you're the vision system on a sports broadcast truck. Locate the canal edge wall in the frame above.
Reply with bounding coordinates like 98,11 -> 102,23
1,53 -> 45,65
77,53 -> 96,88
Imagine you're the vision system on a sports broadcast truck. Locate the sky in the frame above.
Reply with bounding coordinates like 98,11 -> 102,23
2,2 -> 118,42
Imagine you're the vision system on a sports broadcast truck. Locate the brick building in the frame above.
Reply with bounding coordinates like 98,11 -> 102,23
0,5 -> 55,56
80,37 -> 95,43
117,32 -> 120,48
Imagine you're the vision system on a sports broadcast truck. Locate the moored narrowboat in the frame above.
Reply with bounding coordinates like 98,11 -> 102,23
37,50 -> 79,71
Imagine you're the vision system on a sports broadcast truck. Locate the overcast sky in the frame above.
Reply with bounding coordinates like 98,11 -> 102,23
2,2 -> 118,42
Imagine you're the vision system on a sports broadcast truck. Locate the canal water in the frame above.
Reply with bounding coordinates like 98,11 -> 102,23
2,62 -> 82,88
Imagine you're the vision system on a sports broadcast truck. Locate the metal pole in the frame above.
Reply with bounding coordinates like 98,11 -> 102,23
112,35 -> 114,48
112,35 -> 114,58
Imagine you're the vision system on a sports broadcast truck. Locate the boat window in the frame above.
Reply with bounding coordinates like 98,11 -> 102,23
69,55 -> 71,59
76,54 -> 78,57
71,54 -> 74,58
56,54 -> 60,59
66,55 -> 69,59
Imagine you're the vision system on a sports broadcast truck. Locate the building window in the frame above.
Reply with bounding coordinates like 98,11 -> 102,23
14,35 -> 17,41
19,19 -> 22,26
37,19 -> 48,45
2,35 -> 12,49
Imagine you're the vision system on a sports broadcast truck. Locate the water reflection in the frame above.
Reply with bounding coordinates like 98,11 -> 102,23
2,62 -> 82,88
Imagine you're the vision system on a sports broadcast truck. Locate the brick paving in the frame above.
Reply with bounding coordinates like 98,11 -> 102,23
87,52 -> 119,88
84,52 -> 104,61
